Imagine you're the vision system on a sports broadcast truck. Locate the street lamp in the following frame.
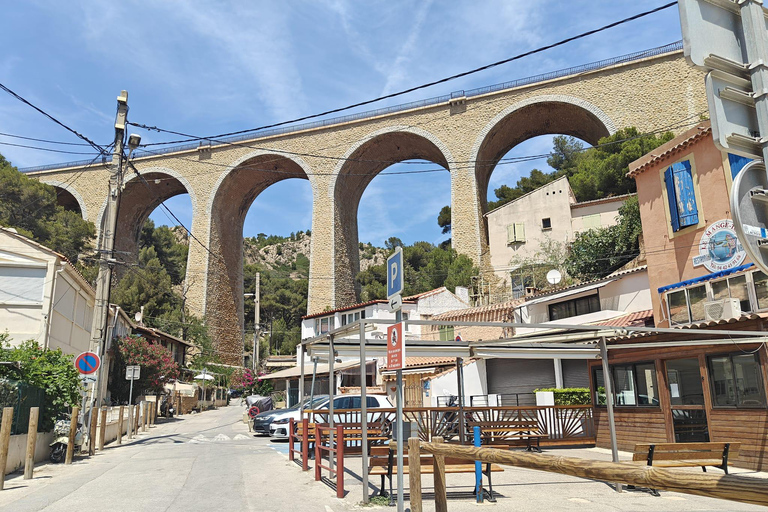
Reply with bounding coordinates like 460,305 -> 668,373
244,272 -> 260,372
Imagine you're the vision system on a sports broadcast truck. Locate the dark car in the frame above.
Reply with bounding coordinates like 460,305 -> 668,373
252,395 -> 328,435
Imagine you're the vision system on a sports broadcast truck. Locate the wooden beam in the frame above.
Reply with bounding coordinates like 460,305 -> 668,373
65,407 -> 79,464
420,442 -> 768,507
432,436 -> 447,512
408,437 -> 422,512
0,407 -> 13,490
24,407 -> 39,479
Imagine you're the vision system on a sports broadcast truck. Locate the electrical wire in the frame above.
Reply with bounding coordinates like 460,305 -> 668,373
0,141 -> 103,156
0,131 -> 101,146
0,82 -> 107,154
128,2 -> 676,145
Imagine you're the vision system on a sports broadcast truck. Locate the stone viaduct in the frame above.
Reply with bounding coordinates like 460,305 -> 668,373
24,43 -> 707,364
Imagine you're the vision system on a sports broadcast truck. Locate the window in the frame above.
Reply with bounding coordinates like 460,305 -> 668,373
593,362 -> 659,407
366,396 -> 381,408
667,284 -> 707,324
402,313 -> 409,321
320,317 -> 330,334
753,271 -> 768,309
507,223 -> 525,243
728,153 -> 752,179
341,315 -> 347,326
711,275 -> 751,313
541,218 -> 551,230
439,326 -> 454,342
664,160 -> 699,232
708,353 -> 766,407
548,294 -> 600,321
582,213 -> 601,230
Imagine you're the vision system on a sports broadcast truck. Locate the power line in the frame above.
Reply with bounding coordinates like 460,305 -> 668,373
128,2 -> 676,145
0,131 -> 100,146
0,141 -> 103,156
0,82 -> 107,154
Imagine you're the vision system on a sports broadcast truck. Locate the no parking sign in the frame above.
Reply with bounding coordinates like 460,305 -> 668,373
75,351 -> 100,375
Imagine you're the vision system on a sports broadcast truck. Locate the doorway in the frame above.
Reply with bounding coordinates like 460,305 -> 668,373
665,358 -> 710,442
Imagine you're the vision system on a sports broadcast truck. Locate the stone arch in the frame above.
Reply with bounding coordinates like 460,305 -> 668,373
108,167 -> 198,282
39,180 -> 88,219
204,151 -> 313,365
331,126 -> 454,306
471,95 -> 616,211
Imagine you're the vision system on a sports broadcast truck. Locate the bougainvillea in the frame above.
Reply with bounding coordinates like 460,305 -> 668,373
230,368 -> 254,390
109,334 -> 180,402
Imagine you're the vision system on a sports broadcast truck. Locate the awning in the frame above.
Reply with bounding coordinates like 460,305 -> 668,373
165,382 -> 197,397
657,263 -> 754,293
524,281 -> 611,306
259,360 -> 360,380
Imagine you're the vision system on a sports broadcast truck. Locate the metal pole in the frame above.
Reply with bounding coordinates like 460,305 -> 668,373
254,273 -> 260,371
299,342 -> 305,422
599,337 -> 621,492
309,357 -> 318,408
88,91 -> 128,416
395,309 -> 404,512
328,334 -> 335,474
740,0 -> 768,166
359,319 -> 369,504
457,356 -> 466,444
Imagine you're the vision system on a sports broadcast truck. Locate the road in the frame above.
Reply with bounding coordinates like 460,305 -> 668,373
0,404 -> 355,512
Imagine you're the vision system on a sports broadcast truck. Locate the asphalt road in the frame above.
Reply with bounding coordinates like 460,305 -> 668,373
0,404 -> 355,512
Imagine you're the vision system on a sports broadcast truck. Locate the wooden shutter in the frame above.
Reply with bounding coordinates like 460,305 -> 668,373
672,160 -> 698,228
507,224 -> 515,243
514,223 -> 525,242
728,153 -> 752,179
664,165 -> 680,232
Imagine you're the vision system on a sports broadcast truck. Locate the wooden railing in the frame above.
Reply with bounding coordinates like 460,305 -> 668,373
314,425 -> 345,499
404,438 -> 768,512
306,405 -> 594,444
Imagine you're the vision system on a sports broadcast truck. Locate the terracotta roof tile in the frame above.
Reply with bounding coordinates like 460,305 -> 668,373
431,299 -> 524,322
627,122 -> 711,178
590,310 -> 654,327
384,356 -> 457,370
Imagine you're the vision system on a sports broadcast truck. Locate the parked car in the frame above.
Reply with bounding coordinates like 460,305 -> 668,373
252,395 -> 328,436
270,394 -> 392,439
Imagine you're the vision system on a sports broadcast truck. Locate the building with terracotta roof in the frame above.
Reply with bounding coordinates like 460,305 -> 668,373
484,175 -> 633,287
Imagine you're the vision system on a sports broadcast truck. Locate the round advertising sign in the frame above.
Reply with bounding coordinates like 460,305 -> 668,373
694,219 -> 745,272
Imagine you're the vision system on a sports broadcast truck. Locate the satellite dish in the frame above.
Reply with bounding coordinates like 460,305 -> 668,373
546,269 -> 562,285
134,311 -> 143,322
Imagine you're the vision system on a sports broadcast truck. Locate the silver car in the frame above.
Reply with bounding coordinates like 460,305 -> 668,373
270,394 -> 392,439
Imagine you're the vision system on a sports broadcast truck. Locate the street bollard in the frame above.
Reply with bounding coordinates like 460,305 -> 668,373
98,407 -> 107,451
24,407 -> 39,479
133,404 -> 140,434
0,407 -> 14,490
142,402 -> 148,432
127,406 -> 133,440
65,407 -> 79,464
117,406 -> 124,445
89,409 -> 98,455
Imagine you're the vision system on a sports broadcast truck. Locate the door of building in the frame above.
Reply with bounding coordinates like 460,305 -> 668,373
665,358 -> 710,442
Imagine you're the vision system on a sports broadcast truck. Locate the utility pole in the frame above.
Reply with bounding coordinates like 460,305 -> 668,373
253,272 -> 260,371
88,91 -> 128,415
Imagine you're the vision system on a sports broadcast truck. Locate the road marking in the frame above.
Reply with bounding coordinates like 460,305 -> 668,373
234,434 -> 251,440
213,434 -> 231,442
325,506 -> 334,512
189,434 -> 208,443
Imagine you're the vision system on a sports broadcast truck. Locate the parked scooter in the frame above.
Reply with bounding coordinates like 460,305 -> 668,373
159,396 -> 175,418
50,415 -> 85,463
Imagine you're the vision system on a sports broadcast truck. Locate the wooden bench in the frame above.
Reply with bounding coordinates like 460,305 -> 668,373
369,444 -> 504,504
467,420 -> 547,452
289,419 -> 389,471
629,442 -> 741,496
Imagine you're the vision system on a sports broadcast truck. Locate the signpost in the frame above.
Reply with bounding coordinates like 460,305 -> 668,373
386,246 -> 405,512
126,365 -> 140,410
680,0 -> 768,273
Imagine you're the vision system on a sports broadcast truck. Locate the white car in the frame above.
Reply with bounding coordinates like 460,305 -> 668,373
270,394 -> 392,439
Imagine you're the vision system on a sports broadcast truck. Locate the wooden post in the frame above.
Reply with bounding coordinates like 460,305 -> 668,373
432,436 -> 447,512
0,407 -> 14,490
133,404 -> 139,434
127,405 -> 133,440
142,402 -> 148,432
24,407 -> 39,479
314,428 -> 322,482
117,406 -> 124,445
65,406 -> 79,464
301,418 -> 310,471
89,408 -> 98,455
408,437 -> 422,512
98,407 -> 107,450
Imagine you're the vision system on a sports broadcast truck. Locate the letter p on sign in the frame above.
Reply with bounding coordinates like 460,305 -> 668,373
386,246 -> 404,299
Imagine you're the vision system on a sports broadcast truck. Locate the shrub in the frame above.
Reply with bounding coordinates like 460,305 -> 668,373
533,387 -> 591,405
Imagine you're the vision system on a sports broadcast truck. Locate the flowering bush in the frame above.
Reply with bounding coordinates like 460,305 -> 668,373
109,334 -> 180,402
230,368 -> 254,390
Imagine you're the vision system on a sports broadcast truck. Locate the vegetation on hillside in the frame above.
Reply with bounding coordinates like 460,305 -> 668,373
0,153 -> 95,262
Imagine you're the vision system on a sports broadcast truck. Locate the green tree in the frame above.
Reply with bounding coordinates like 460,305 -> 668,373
508,238 -> 575,293
140,220 -> 188,285
437,205 -> 451,234
546,135 -> 584,173
488,169 -> 557,210
108,334 -> 180,402
111,246 -> 180,321
0,337 -> 82,431
564,196 -> 642,280
0,153 -> 95,262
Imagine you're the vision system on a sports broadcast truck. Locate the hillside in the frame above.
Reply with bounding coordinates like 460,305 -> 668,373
243,231 -> 387,278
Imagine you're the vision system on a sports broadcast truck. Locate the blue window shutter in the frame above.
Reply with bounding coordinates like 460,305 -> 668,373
728,153 -> 752,179
672,160 -> 698,228
665,165 -> 680,232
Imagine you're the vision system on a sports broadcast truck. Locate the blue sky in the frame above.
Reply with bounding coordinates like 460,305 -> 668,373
1,1 -> 684,247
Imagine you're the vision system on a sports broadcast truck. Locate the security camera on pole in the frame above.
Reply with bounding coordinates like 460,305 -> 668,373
679,0 -> 768,273
386,246 -> 406,512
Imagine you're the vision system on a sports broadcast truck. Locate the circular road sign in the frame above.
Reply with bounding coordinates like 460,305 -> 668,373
75,351 -> 101,375
731,160 -> 768,275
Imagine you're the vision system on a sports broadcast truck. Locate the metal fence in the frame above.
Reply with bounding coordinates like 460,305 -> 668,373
0,379 -> 46,434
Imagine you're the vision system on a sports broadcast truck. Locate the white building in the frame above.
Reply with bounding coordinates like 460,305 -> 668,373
484,176 -> 632,283
300,287 -> 469,340
0,227 -> 95,355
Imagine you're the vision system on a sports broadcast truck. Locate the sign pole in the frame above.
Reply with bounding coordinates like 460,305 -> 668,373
395,310 -> 404,512
386,246 -> 405,512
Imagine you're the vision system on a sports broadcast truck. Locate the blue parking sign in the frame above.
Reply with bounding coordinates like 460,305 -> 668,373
386,246 -> 404,299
